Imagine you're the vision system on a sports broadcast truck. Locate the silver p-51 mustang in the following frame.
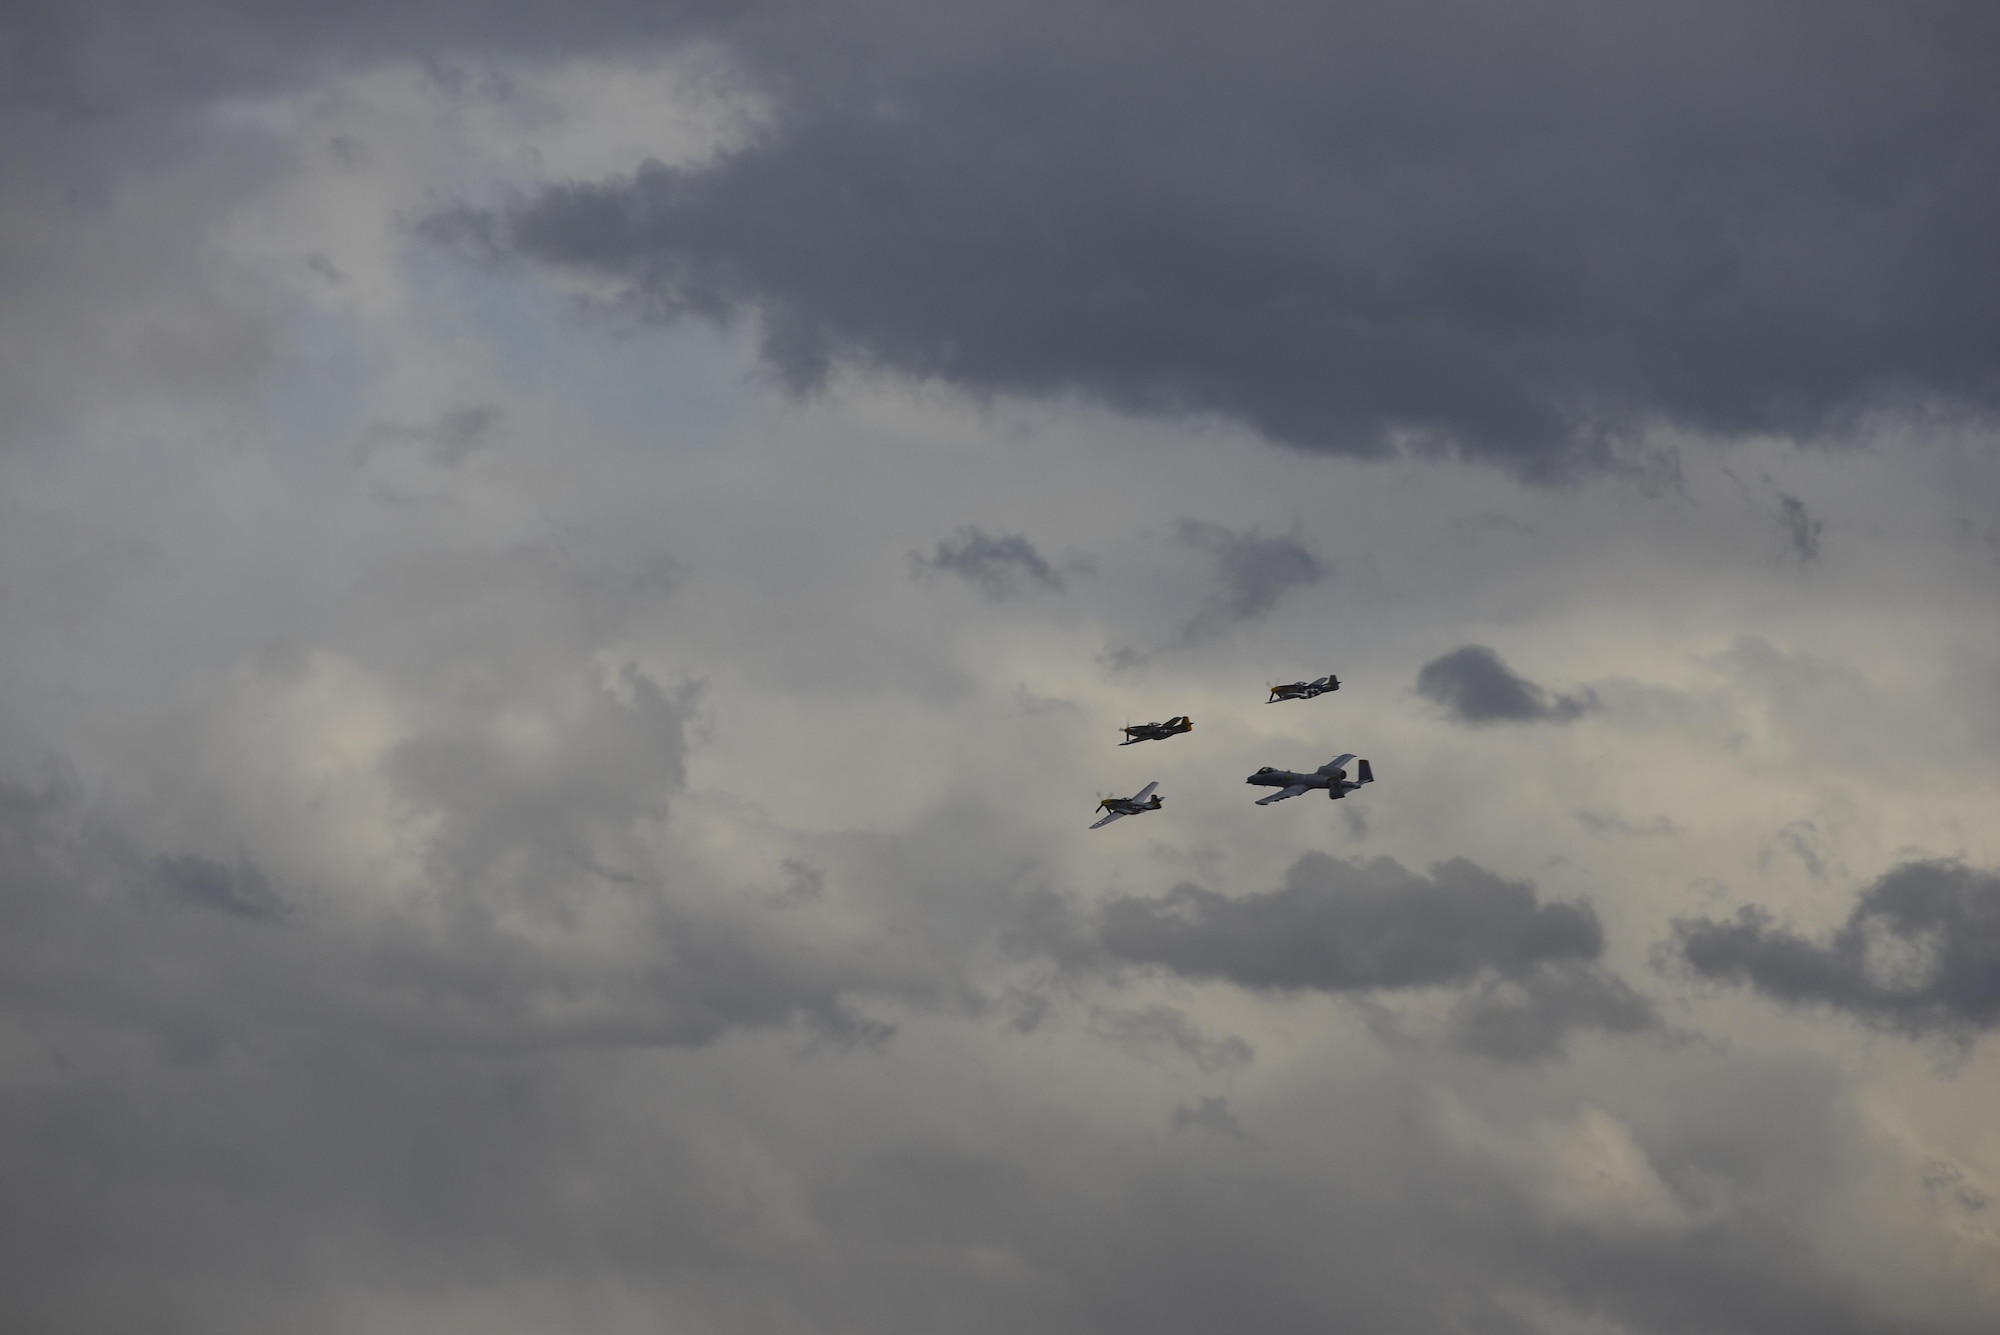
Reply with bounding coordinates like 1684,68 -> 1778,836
1246,754 -> 1374,804
1090,781 -> 1164,828
1119,716 -> 1193,745
1267,674 -> 1340,703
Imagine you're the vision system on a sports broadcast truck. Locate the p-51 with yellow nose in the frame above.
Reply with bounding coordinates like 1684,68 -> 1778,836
1246,754 -> 1374,804
1090,782 -> 1164,829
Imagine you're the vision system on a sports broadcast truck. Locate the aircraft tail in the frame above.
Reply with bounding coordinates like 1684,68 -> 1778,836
1357,758 -> 1374,785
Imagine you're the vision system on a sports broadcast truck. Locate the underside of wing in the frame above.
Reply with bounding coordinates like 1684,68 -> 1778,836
1090,810 -> 1126,829
1315,753 -> 1356,776
1255,784 -> 1311,805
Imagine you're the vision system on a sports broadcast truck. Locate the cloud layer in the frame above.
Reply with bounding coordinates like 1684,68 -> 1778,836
4,4 -> 2000,1332
467,0 -> 2000,475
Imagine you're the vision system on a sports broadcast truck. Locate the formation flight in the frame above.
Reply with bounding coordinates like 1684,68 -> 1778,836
1246,754 -> 1374,804
1090,782 -> 1164,828
1119,716 -> 1194,745
1267,674 -> 1340,703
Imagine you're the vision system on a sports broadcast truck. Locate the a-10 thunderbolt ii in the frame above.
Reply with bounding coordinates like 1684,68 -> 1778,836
1119,716 -> 1194,745
1090,781 -> 1164,828
1246,754 -> 1374,804
1267,674 -> 1340,703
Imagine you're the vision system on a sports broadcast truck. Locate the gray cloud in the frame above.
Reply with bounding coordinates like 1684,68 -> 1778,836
1091,853 -> 1654,1060
1101,519 -> 1325,669
911,525 -> 1069,598
449,0 -> 2000,477
1776,493 -> 1824,563
1415,645 -> 1598,725
1100,854 -> 1605,991
1170,1095 -> 1257,1143
1449,962 -> 1660,1064
1671,859 -> 2000,1040
155,853 -> 289,922
357,405 -> 505,478
1088,1004 -> 1254,1074
1174,519 -> 1325,642
1096,851 -> 1640,995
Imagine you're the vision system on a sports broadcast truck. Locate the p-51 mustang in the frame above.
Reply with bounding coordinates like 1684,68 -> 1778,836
1267,674 -> 1340,703
1090,782 -> 1164,828
1119,716 -> 1193,745
1246,754 -> 1374,804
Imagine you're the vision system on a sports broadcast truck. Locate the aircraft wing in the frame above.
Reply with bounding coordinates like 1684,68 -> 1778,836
1314,754 -> 1356,776
1089,810 -> 1126,829
1130,781 -> 1159,802
1255,784 -> 1311,805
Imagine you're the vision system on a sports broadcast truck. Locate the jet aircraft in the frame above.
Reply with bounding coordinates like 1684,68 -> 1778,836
1246,754 -> 1374,804
1090,781 -> 1163,828
1268,674 -> 1340,703
1119,716 -> 1194,745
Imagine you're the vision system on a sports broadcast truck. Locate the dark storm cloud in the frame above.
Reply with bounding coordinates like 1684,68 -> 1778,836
1415,645 -> 1598,725
1671,860 -> 2000,1040
0,0 -> 727,114
15,2 -> 2000,474
910,525 -> 1068,598
452,0 -> 2000,476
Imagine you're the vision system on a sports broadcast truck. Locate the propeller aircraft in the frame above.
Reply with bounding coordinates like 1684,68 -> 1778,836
1267,674 -> 1340,703
1090,781 -> 1164,829
1119,716 -> 1194,745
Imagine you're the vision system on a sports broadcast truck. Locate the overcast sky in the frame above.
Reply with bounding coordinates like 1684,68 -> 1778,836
4,3 -> 1999,1331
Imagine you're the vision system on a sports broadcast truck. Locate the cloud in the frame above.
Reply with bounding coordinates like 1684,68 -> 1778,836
1671,859 -> 2000,1041
1776,493 -> 1824,563
362,404 -> 504,468
1171,1095 -> 1257,1143
462,0 -> 2000,477
910,525 -> 1070,598
5,8 -> 2000,1331
1088,1004 -> 1254,1074
155,853 -> 289,922
1089,853 -> 1654,1060
1415,645 -> 1598,725
1449,962 -> 1660,1064
1099,854 -> 1604,990
1174,519 -> 1326,641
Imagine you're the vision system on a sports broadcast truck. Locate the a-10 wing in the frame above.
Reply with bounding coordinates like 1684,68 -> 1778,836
1314,753 -> 1357,776
1254,783 -> 1311,805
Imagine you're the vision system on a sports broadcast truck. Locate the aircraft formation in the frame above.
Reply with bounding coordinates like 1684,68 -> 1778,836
1090,673 -> 1374,829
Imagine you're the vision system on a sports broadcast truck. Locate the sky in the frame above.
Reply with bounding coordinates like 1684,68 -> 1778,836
2,2 -> 1999,1331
